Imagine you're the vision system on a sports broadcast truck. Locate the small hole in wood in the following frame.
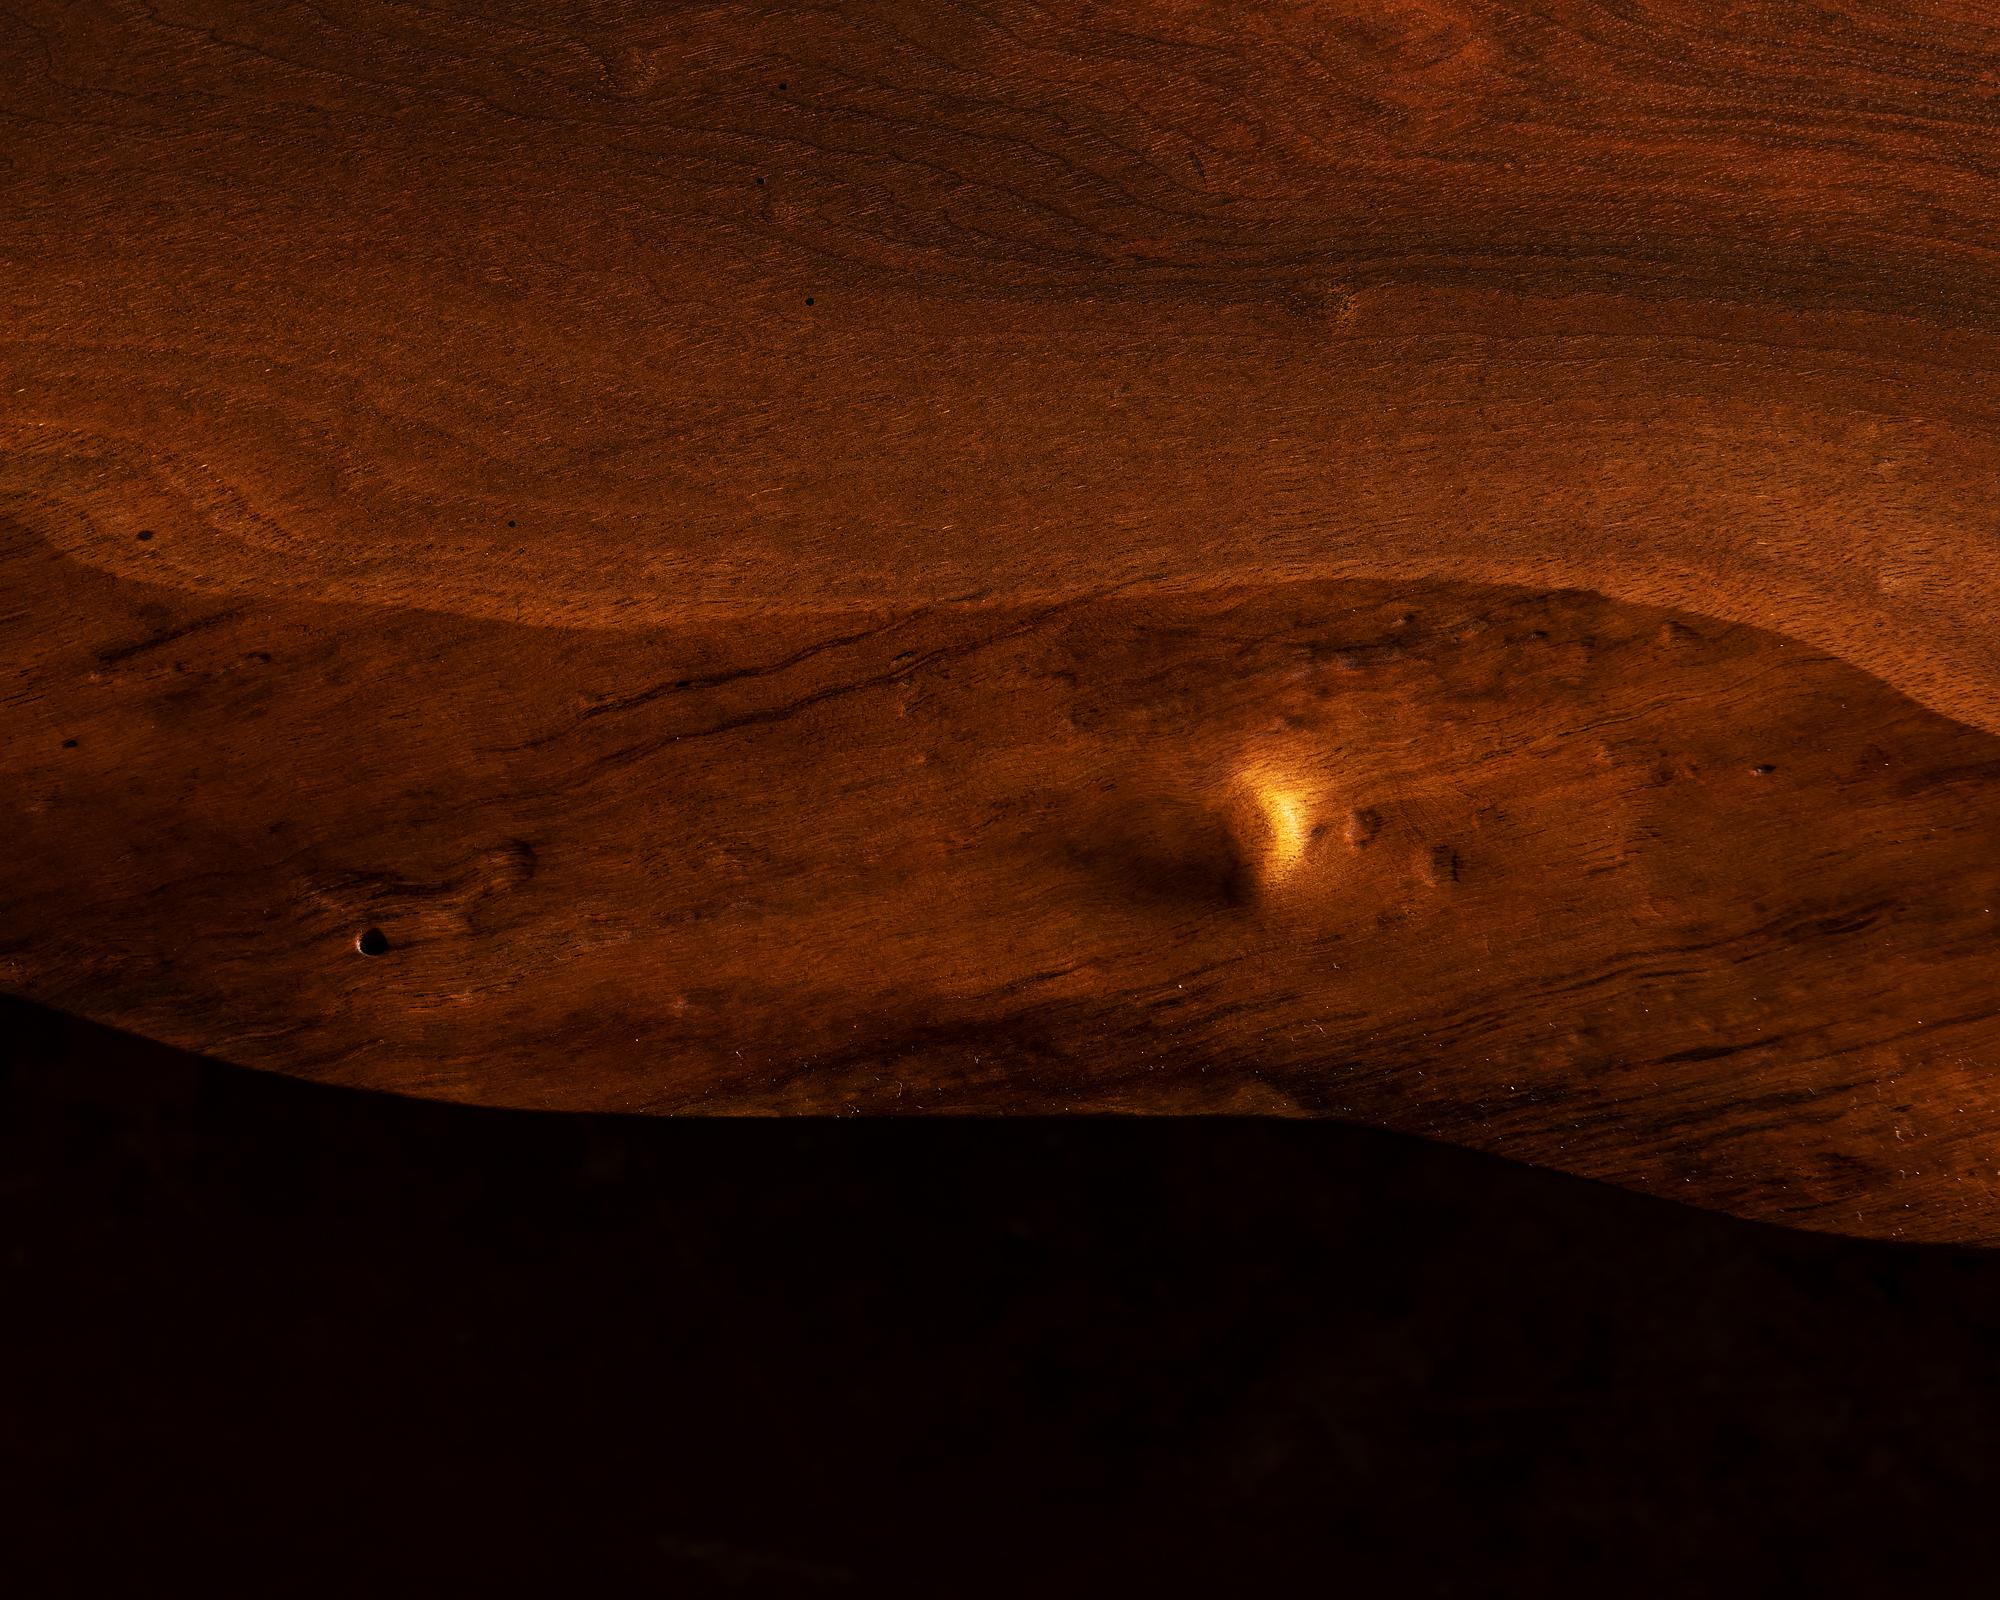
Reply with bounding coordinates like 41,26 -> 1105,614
357,927 -> 390,957
136,529 -> 154,542
62,738 -> 78,749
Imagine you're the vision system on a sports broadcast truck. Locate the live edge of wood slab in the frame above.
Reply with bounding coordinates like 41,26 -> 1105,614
9,1 -> 2000,1244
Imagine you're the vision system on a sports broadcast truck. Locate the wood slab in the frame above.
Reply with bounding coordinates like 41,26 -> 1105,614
8,0 -> 2000,1241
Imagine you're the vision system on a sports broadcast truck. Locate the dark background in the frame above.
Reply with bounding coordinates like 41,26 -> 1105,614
6,995 -> 1997,1595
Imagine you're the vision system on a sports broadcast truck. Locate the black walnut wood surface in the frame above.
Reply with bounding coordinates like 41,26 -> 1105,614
8,0 -> 2000,1241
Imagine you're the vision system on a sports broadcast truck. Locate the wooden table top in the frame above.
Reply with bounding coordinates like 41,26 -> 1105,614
8,0 -> 2000,1242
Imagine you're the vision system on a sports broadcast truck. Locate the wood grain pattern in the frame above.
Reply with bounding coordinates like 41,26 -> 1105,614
8,0 -> 2000,1240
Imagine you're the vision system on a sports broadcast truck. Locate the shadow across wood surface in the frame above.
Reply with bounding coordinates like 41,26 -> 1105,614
6,995 -> 1998,1594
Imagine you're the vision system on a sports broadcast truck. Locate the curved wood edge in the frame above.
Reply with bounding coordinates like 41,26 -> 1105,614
8,514 -> 2000,1243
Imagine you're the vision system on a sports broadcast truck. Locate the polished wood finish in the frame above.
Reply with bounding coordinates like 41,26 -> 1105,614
7,1 -> 2000,1241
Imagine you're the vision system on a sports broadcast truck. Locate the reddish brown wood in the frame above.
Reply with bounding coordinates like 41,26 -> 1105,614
8,1 -> 2000,1240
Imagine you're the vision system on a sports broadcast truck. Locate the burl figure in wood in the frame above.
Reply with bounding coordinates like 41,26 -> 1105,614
8,1 -> 2000,1243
